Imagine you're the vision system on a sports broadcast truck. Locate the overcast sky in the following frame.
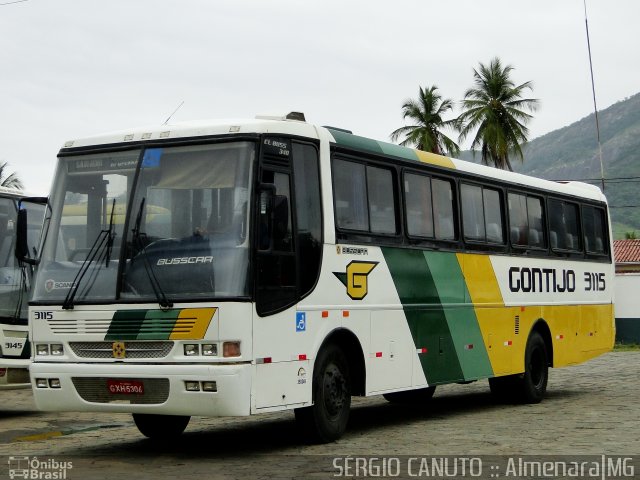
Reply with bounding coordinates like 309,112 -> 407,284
1,0 -> 638,194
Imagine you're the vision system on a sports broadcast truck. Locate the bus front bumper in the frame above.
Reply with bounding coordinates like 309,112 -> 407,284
29,362 -> 252,417
0,359 -> 31,389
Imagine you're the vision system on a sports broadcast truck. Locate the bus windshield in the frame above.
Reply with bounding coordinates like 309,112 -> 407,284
0,198 -> 45,322
32,141 -> 254,305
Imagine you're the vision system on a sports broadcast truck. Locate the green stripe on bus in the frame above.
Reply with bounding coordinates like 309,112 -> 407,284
424,252 -> 494,380
105,309 -> 181,340
106,310 -> 147,340
382,248 -> 465,384
138,309 -> 181,340
328,128 -> 385,155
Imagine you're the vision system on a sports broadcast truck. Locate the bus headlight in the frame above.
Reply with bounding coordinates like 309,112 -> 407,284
48,378 -> 61,389
184,344 -> 199,356
36,344 -> 49,356
35,378 -> 48,388
202,344 -> 217,356
50,344 -> 64,356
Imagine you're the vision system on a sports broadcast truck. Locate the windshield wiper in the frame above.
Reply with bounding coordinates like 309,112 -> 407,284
62,199 -> 116,310
130,197 -> 173,309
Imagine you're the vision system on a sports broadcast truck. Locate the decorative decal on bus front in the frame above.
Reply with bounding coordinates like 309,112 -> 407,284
104,307 -> 216,341
333,261 -> 378,300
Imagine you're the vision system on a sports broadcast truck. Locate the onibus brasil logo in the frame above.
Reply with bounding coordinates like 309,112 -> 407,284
8,456 -> 73,479
333,261 -> 378,300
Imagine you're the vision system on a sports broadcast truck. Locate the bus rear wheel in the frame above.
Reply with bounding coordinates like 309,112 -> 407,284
383,386 -> 436,404
519,331 -> 548,403
489,331 -> 548,404
295,344 -> 351,443
132,413 -> 190,439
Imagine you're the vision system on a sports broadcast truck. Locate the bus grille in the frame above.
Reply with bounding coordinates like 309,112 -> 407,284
72,377 -> 170,404
69,341 -> 173,359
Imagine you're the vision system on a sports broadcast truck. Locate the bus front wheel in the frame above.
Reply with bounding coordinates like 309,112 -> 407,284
295,344 -> 351,443
132,413 -> 190,439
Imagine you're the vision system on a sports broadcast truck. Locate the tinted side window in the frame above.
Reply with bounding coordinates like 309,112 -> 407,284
508,193 -> 545,248
332,158 -> 397,236
461,184 -> 504,244
367,166 -> 397,234
461,184 -> 485,241
293,143 -> 322,296
484,188 -> 504,244
404,173 -> 434,237
527,196 -> 545,248
549,199 -> 581,251
333,159 -> 368,231
432,178 -> 456,240
583,205 -> 606,254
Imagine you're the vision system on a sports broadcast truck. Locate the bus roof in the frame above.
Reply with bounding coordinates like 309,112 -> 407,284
60,115 -> 606,204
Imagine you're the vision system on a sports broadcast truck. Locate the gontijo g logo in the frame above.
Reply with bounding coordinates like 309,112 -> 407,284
333,261 -> 378,300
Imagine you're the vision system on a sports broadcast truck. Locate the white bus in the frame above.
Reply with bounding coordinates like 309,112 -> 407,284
0,187 -> 45,389
22,113 -> 614,441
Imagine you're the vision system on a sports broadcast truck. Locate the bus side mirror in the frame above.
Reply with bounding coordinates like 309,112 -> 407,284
258,184 -> 276,251
15,208 -> 37,265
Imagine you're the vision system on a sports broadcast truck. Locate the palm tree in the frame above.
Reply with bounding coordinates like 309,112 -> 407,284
390,85 -> 460,156
0,161 -> 23,189
457,58 -> 539,171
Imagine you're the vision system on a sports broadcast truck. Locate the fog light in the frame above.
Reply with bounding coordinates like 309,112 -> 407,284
184,344 -> 199,356
48,378 -> 61,389
35,378 -> 48,388
36,344 -> 49,356
223,341 -> 241,357
202,344 -> 217,356
185,381 -> 200,392
202,381 -> 217,392
50,344 -> 64,356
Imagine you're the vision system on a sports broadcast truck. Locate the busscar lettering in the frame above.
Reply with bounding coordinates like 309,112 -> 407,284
157,256 -> 213,266
509,266 -> 576,293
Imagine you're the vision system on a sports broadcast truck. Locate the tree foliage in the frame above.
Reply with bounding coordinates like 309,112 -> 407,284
0,161 -> 23,189
390,85 -> 460,157
457,57 -> 539,170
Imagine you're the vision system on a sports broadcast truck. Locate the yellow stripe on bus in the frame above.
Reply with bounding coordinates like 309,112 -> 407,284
456,254 -> 614,375
415,150 -> 456,169
169,307 -> 217,340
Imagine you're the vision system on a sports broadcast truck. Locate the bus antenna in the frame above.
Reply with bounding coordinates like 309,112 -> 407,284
162,101 -> 185,126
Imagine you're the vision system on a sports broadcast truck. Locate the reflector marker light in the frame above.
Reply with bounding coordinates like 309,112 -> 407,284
556,334 -> 564,340
503,340 -> 513,346
589,332 -> 594,337
256,357 -> 272,364
416,348 -> 428,354
375,352 -> 383,358
465,344 -> 474,350
322,311 -> 329,318
342,311 -> 350,318
296,354 -> 307,361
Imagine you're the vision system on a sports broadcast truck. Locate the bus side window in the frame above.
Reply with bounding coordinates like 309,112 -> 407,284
292,142 -> 322,299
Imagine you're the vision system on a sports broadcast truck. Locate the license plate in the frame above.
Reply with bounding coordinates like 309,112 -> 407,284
107,379 -> 144,395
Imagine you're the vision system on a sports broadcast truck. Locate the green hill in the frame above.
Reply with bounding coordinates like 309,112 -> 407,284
462,92 -> 640,238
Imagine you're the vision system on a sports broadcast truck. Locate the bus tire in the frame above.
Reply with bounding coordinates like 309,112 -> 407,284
132,413 -> 190,439
295,344 -> 351,443
383,386 -> 436,404
519,331 -> 548,403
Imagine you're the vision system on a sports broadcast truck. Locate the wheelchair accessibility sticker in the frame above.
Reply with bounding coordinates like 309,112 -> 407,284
296,312 -> 306,332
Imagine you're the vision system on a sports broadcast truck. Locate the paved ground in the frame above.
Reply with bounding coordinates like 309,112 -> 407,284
0,352 -> 638,479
